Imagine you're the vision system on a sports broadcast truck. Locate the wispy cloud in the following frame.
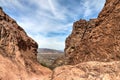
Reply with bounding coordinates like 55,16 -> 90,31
83,0 -> 105,19
48,0 -> 56,16
0,0 -> 105,50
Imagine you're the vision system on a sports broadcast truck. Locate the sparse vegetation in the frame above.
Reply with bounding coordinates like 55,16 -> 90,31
37,53 -> 66,70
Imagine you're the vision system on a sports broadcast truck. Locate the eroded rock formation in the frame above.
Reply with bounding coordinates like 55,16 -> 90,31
53,1 -> 120,80
1,0 -> 120,80
0,7 -> 52,80
53,61 -> 120,80
65,0 -> 120,64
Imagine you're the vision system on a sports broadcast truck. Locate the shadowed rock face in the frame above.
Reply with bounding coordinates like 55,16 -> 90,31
0,7 -> 52,80
65,0 -> 120,64
0,7 -> 38,59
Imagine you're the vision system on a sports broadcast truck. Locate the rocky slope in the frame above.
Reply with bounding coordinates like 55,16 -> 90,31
53,61 -> 120,80
65,0 -> 120,64
0,7 -> 52,80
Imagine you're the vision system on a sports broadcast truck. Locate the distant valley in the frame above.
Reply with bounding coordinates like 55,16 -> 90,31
37,48 -> 64,69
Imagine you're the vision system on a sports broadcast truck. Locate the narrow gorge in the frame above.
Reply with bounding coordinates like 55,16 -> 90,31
0,0 -> 120,80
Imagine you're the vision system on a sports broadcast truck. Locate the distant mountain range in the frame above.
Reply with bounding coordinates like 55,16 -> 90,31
38,48 -> 64,54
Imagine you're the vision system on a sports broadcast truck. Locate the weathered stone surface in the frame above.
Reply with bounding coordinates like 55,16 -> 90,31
1,0 -> 120,79
65,0 -> 120,64
53,61 -> 120,80
0,7 -> 52,80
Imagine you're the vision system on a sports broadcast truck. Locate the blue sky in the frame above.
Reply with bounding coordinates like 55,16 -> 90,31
0,0 -> 105,50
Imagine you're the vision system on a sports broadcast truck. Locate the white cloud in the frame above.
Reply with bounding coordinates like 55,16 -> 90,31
28,33 -> 65,50
0,0 -> 105,50
17,16 -> 72,34
83,1 -> 92,18
0,0 -> 26,11
48,0 -> 56,16
83,0 -> 105,19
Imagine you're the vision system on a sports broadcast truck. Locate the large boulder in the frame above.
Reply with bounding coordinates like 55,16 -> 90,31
53,61 -> 120,80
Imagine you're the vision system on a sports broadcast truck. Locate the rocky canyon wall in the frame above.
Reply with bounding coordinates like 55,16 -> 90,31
65,0 -> 120,64
0,7 -> 52,80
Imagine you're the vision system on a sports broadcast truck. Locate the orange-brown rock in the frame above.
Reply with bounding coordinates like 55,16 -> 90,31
1,0 -> 120,79
52,61 -> 120,80
65,0 -> 120,64
0,7 -> 52,80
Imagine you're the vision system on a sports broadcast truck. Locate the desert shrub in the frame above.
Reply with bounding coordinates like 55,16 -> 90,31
40,62 -> 55,70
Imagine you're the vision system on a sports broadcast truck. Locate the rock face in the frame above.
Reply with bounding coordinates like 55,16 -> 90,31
0,7 -> 52,80
53,0 -> 120,80
1,0 -> 120,80
65,0 -> 120,64
0,7 -> 38,61
53,61 -> 120,80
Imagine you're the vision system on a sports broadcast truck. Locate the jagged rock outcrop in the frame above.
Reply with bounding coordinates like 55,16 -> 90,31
65,0 -> 120,64
0,7 -> 52,80
52,1 -> 120,80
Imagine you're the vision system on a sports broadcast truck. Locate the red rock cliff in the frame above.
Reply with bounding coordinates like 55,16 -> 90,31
65,0 -> 120,64
0,7 -> 38,61
0,7 -> 52,80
